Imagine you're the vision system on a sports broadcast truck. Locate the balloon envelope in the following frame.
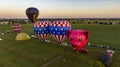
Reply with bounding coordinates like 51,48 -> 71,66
16,33 -> 31,41
34,21 -> 51,41
49,20 -> 71,43
67,30 -> 89,51
12,23 -> 21,33
26,7 -> 39,23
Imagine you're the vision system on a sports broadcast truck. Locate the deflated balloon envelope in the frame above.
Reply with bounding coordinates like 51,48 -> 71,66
26,7 -> 39,23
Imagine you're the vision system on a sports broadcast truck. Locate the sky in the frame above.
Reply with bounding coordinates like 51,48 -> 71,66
0,0 -> 120,18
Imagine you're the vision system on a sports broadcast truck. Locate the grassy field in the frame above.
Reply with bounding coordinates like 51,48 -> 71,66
0,23 -> 120,67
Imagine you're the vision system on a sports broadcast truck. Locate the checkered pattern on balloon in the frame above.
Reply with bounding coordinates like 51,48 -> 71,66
34,20 -> 71,44
34,21 -> 51,41
49,20 -> 71,44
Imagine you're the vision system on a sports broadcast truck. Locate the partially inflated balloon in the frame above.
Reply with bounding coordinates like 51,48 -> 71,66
26,7 -> 39,23
49,20 -> 71,44
66,30 -> 89,51
12,23 -> 21,33
16,33 -> 31,41
34,21 -> 51,41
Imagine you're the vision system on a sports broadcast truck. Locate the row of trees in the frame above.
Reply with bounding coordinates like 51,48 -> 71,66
0,19 -> 31,25
1,19 -> 120,25
8,19 -> 30,24
69,19 -> 120,25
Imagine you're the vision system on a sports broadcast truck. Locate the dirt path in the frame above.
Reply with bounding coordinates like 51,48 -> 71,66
41,51 -> 70,67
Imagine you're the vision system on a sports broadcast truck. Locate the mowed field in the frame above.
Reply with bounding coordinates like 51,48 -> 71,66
0,23 -> 120,67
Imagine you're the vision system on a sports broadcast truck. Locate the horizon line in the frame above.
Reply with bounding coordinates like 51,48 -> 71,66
1,17 -> 120,19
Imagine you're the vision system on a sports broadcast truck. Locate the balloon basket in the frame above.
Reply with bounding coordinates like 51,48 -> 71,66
73,50 -> 79,54
79,49 -> 89,53
57,42 -> 62,46
73,48 -> 89,54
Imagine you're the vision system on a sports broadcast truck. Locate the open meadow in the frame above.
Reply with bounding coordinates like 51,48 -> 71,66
0,23 -> 120,67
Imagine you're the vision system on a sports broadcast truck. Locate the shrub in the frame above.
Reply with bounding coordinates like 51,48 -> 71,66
89,61 -> 105,67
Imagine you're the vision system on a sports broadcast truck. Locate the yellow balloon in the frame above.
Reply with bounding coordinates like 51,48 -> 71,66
16,33 -> 30,41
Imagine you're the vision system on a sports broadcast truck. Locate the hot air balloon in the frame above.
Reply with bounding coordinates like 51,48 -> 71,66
34,21 -> 51,42
16,33 -> 31,41
12,23 -> 21,34
100,50 -> 115,67
49,20 -> 71,45
26,7 -> 39,23
66,30 -> 89,51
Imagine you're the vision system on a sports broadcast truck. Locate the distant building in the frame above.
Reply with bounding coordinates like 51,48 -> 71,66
0,21 -> 9,24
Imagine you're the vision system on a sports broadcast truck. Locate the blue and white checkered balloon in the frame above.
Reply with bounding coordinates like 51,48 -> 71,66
49,20 -> 72,43
34,21 -> 51,41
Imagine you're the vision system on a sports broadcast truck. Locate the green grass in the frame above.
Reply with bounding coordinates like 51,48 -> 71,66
0,23 -> 120,67
72,24 -> 120,48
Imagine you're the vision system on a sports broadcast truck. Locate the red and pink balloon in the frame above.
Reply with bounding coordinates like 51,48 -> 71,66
12,23 -> 21,33
49,20 -> 71,45
34,21 -> 51,41
67,30 -> 89,51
